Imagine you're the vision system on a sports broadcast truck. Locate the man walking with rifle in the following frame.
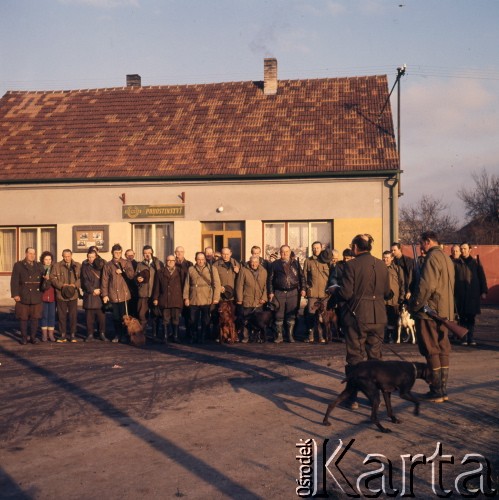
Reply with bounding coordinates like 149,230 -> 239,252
410,231 -> 455,403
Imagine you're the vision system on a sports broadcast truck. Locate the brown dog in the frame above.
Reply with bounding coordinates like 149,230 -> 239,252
314,298 -> 339,343
218,301 -> 237,344
123,315 -> 145,347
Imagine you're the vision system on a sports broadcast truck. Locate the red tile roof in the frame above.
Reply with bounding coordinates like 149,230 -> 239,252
0,76 -> 399,182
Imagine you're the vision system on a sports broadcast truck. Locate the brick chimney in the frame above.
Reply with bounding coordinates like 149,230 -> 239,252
126,74 -> 141,87
264,58 -> 277,95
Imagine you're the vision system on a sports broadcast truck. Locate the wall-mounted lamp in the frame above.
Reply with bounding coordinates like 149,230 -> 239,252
119,193 -> 126,204
216,205 -> 224,213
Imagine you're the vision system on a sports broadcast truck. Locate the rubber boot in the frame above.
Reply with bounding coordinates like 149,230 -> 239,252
47,328 -> 56,342
241,326 -> 249,343
274,321 -> 284,343
441,367 -> 449,401
190,325 -> 197,344
99,332 -> 109,342
287,320 -> 296,343
152,319 -> 160,342
342,365 -> 359,409
304,329 -> 314,343
467,325 -> 476,346
422,368 -> 445,403
384,327 -> 394,344
200,324 -> 208,344
171,324 -> 179,343
112,320 -> 121,343
41,327 -> 48,342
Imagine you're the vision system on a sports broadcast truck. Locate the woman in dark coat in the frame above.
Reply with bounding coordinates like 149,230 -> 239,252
152,255 -> 184,343
81,249 -> 107,342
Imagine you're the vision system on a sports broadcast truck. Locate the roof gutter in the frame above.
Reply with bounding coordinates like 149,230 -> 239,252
0,169 -> 400,186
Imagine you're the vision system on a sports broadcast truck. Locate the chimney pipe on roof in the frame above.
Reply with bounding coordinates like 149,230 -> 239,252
264,58 -> 277,95
126,74 -> 141,87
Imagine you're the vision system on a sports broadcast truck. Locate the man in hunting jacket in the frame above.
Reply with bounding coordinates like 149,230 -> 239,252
183,252 -> 221,344
303,241 -> 331,343
411,231 -> 455,403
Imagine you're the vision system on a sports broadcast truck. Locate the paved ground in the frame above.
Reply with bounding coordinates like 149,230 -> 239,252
0,305 -> 498,499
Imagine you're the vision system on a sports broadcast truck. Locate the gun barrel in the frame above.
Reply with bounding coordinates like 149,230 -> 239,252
423,305 -> 468,339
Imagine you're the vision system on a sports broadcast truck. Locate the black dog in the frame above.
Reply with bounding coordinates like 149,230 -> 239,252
323,360 -> 431,433
245,301 -> 278,343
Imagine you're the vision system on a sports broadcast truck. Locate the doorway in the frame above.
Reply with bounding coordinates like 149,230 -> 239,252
201,222 -> 244,262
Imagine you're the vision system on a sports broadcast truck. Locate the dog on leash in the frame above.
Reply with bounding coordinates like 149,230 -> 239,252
314,298 -> 339,343
397,304 -> 416,344
123,315 -> 145,347
323,360 -> 431,433
245,301 -> 278,343
219,301 -> 238,344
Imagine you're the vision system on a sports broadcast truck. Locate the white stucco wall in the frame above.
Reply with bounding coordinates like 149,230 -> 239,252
0,176 -> 392,302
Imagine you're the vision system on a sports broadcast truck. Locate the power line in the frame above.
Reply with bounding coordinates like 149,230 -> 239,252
2,65 -> 499,92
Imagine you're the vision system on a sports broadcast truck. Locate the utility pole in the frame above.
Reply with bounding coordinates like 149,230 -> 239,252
379,65 -> 406,244
396,64 -> 406,197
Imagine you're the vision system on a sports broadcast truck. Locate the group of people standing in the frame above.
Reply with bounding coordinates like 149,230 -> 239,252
10,233 -> 488,410
9,240 -> 352,346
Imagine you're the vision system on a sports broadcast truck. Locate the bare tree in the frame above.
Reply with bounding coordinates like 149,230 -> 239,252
458,169 -> 499,223
399,195 -> 458,245
456,169 -> 499,244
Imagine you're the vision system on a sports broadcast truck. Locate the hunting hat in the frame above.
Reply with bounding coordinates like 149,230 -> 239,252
221,285 -> 234,301
61,286 -> 75,300
137,268 -> 150,284
318,248 -> 332,264
263,300 -> 278,312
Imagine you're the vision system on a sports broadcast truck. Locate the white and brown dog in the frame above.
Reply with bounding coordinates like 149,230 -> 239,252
397,304 -> 416,344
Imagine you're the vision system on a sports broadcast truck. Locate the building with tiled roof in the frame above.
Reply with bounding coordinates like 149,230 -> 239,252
0,59 -> 400,299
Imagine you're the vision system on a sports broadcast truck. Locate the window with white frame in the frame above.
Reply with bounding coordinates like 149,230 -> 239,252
263,221 -> 332,263
132,223 -> 174,263
0,226 -> 57,272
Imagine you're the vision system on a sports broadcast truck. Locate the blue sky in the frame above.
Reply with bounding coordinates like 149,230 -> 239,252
1,0 -> 498,224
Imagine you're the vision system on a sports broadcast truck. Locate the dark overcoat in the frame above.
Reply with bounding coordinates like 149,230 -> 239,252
394,254 -> 414,295
10,259 -> 45,305
81,260 -> 103,310
339,252 -> 391,324
152,267 -> 184,309
454,256 -> 488,316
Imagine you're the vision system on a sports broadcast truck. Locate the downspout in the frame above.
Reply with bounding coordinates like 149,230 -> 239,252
386,176 -> 399,243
